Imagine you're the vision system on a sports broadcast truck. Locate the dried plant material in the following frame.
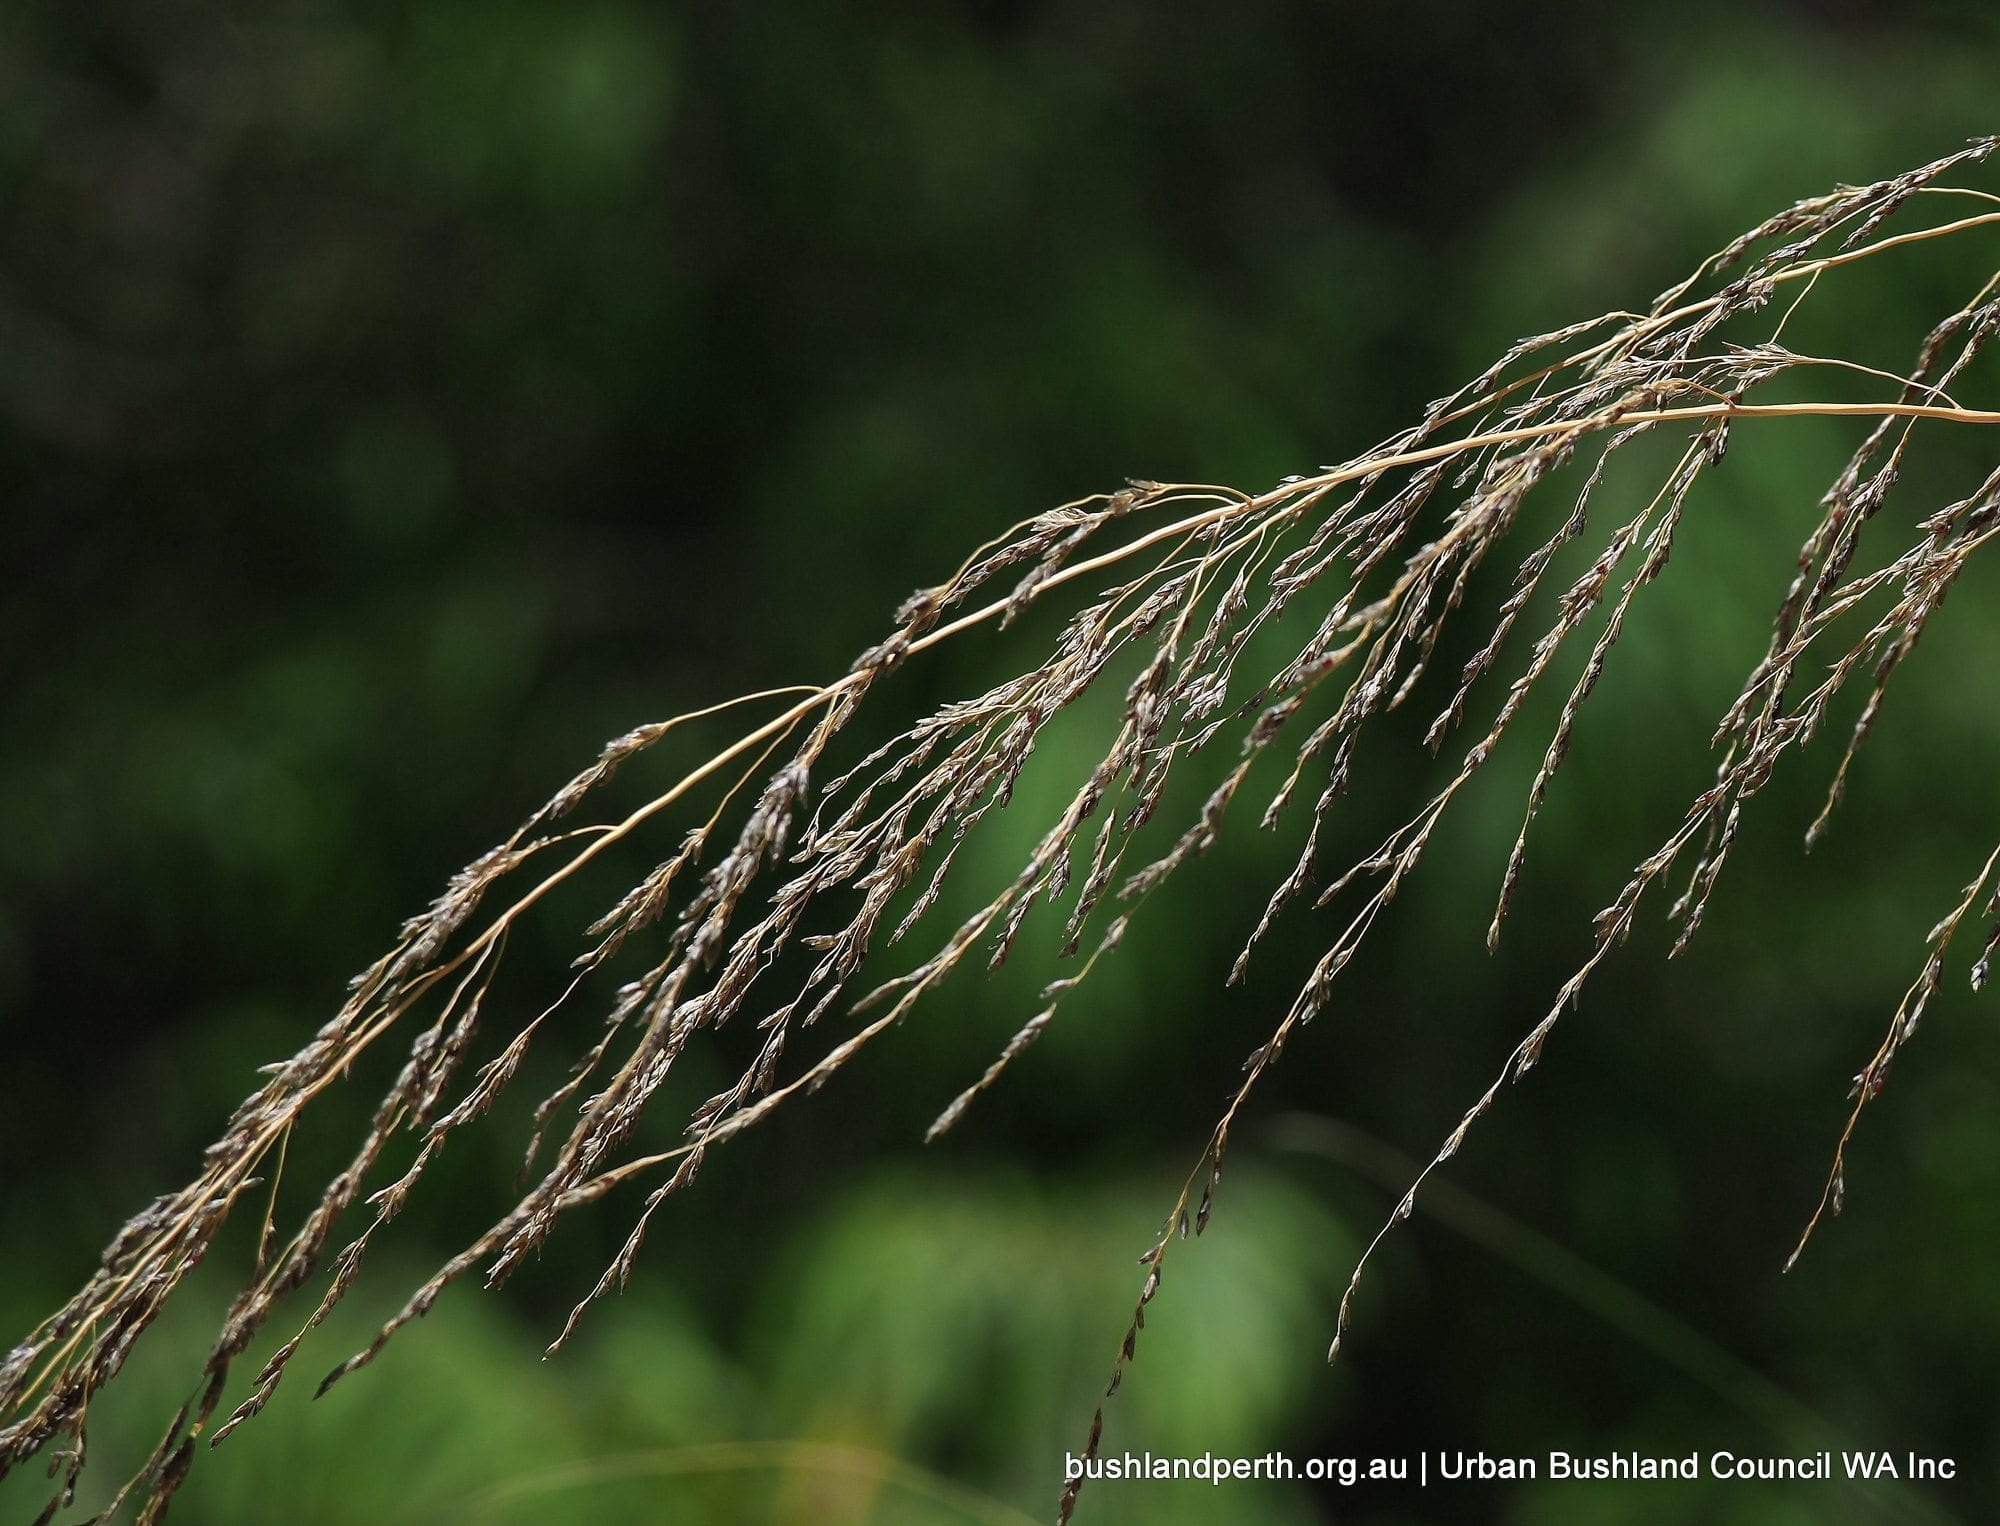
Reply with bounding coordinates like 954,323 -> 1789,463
6,140 -> 2000,1524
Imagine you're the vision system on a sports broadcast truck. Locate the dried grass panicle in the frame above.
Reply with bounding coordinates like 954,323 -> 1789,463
6,139 -> 2000,1522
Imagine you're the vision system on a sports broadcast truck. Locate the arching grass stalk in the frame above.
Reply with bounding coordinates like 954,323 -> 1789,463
3,138 -> 1997,1525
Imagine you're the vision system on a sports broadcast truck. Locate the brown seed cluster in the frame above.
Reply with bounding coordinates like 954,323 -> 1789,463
4,139 -> 1998,1524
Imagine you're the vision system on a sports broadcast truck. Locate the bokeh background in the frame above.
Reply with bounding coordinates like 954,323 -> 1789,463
4,4 -> 2000,1523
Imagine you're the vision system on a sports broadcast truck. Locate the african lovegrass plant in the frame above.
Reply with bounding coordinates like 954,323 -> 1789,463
5,138 -> 2000,1524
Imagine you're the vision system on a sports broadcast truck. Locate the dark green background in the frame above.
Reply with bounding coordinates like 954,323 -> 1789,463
4,4 -> 1999,1523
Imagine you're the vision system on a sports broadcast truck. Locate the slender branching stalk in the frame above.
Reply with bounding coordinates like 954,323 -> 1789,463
5,138 -> 1999,1525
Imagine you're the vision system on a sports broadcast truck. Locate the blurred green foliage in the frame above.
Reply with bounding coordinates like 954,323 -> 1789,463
3,3 -> 2000,1522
